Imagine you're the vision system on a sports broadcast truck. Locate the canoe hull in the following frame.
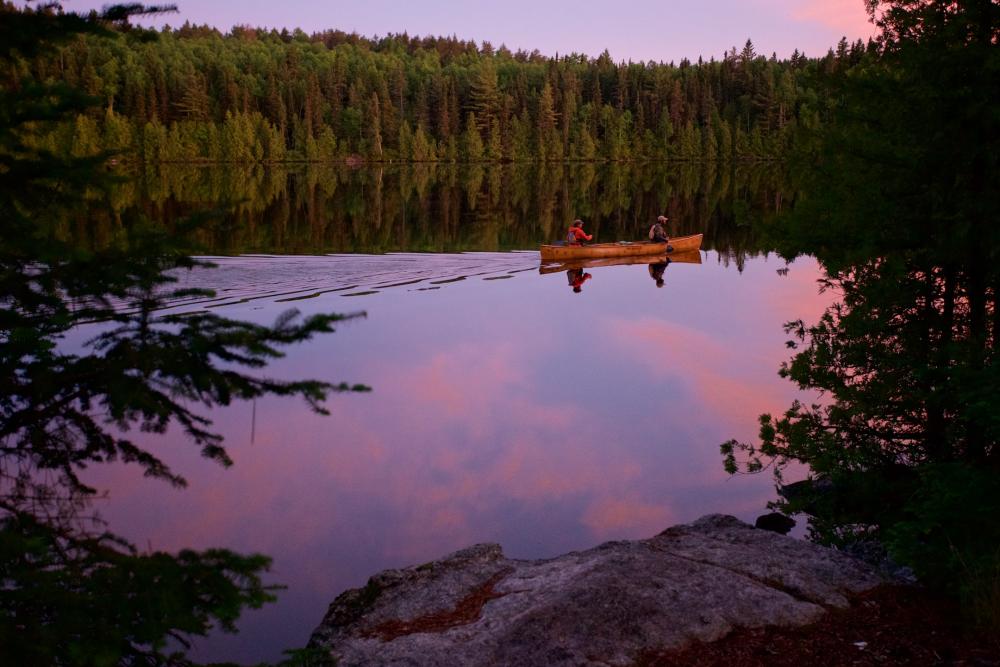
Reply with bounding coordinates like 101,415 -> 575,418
539,233 -> 703,260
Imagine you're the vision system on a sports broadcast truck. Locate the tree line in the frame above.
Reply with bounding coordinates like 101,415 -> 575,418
5,2 -> 869,163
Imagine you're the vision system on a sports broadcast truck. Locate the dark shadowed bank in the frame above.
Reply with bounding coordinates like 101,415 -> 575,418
721,0 -> 1000,641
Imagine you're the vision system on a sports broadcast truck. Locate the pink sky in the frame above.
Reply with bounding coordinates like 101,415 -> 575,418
60,0 -> 876,62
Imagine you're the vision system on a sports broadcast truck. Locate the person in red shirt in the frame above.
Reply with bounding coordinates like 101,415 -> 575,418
566,219 -> 593,244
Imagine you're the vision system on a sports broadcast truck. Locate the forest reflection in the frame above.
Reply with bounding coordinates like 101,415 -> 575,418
80,162 -> 789,263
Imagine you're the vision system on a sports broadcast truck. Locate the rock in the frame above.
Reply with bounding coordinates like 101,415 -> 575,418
755,512 -> 797,534
307,514 -> 884,667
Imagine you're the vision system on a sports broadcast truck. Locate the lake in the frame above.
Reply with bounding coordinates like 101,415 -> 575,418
74,163 -> 827,663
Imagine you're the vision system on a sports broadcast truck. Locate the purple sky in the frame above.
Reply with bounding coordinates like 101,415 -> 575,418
60,0 -> 876,62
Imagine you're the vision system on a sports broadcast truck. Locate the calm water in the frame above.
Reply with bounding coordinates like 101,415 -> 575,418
75,165 -> 825,663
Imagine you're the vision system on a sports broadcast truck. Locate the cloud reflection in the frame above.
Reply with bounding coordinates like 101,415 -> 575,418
606,317 -> 790,427
80,253 -> 831,664
582,496 -> 676,540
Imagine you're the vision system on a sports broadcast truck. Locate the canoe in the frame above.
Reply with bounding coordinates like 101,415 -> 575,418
538,249 -> 702,274
539,233 -> 703,261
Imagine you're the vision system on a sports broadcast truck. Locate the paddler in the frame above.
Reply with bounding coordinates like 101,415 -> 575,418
566,219 -> 593,244
648,215 -> 670,243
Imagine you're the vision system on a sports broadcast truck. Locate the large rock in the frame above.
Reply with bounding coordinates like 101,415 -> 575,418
308,515 -> 883,666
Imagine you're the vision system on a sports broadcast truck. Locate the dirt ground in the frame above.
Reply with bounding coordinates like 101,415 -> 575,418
640,586 -> 1000,666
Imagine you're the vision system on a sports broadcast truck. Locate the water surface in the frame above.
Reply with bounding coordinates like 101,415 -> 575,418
77,165 -> 825,663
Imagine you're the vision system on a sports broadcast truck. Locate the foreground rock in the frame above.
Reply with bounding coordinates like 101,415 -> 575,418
308,515 -> 883,666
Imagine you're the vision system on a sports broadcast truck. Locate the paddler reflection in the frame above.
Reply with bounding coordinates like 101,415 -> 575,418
648,258 -> 671,288
567,268 -> 592,293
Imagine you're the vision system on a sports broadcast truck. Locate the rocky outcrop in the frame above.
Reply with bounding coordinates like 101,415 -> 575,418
308,515 -> 884,666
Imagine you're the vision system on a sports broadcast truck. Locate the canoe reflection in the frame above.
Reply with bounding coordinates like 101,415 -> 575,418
538,249 -> 702,275
539,249 -> 701,291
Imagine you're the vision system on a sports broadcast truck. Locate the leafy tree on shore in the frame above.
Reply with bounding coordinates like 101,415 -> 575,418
723,0 -> 1000,631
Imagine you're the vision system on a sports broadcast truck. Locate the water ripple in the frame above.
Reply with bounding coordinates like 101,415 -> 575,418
148,252 -> 540,313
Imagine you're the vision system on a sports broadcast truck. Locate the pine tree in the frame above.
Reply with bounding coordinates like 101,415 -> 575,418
486,118 -> 502,161
716,119 -> 733,160
102,109 -> 133,153
412,124 -> 433,161
368,93 -> 384,160
468,59 -> 499,133
398,121 -> 414,160
176,73 -> 211,121
142,119 -> 167,162
576,125 -> 596,160
702,121 -> 718,159
70,114 -> 101,157
461,112 -> 484,161
536,82 -> 558,161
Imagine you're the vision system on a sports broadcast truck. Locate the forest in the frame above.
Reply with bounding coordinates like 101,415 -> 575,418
4,1 -> 868,163
4,1 -> 998,663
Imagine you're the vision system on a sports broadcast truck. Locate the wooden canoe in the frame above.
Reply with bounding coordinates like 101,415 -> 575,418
538,249 -> 702,274
539,233 -> 703,261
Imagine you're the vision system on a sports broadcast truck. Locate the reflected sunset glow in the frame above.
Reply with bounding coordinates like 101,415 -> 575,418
80,250 -> 828,663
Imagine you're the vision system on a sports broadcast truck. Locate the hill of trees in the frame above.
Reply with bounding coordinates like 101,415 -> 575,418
5,3 -> 869,163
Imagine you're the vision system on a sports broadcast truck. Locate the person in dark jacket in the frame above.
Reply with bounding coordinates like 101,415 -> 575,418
648,215 -> 669,243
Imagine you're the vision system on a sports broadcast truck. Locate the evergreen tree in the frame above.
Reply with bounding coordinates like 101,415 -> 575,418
368,93 -> 384,160
468,59 -> 499,133
412,124 -> 434,161
102,109 -> 133,152
461,112 -> 484,161
486,118 -> 503,161
716,119 -> 733,160
398,120 -> 414,160
70,114 -> 101,157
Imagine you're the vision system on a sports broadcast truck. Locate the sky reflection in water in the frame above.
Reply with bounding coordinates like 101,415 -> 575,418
80,250 -> 827,663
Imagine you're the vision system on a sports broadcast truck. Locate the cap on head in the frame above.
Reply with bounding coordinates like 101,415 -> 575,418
657,215 -> 668,222
573,219 -> 584,227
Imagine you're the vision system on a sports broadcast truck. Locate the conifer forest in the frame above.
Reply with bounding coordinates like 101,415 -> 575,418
9,7 -> 868,163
